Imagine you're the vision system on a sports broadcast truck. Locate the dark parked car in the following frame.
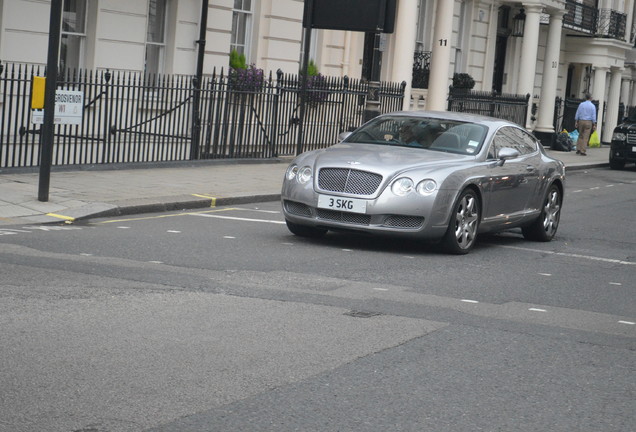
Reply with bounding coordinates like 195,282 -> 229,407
610,113 -> 636,169
281,111 -> 566,254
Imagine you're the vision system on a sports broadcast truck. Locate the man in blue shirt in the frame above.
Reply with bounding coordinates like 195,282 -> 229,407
574,93 -> 597,156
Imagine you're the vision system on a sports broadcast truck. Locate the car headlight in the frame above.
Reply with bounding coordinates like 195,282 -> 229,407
286,164 -> 299,181
416,179 -> 437,195
612,132 -> 627,141
297,166 -> 313,184
391,177 -> 414,196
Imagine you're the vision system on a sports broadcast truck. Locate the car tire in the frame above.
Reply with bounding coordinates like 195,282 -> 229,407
285,219 -> 327,238
522,184 -> 561,242
441,189 -> 480,255
609,151 -> 625,170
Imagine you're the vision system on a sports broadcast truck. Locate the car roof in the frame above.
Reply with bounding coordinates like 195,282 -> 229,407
381,110 -> 519,129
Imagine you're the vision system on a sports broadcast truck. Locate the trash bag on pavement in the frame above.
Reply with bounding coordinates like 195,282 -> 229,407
569,129 -> 579,143
551,131 -> 573,152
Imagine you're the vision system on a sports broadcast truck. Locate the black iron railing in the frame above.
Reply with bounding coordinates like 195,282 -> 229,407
412,50 -> 431,89
0,63 -> 405,168
447,89 -> 530,126
564,0 -> 598,35
596,8 -> 627,40
563,1 -> 627,40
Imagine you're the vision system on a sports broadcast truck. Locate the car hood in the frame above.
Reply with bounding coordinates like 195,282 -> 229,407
615,121 -> 636,132
309,143 -> 471,177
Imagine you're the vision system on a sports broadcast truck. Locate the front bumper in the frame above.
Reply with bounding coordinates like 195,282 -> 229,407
281,188 -> 451,240
611,139 -> 636,162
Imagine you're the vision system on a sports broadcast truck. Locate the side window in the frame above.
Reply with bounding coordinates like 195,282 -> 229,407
489,127 -> 537,158
488,128 -> 516,159
504,128 -> 538,155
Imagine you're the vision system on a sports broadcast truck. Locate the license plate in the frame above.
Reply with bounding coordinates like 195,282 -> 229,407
318,195 -> 367,214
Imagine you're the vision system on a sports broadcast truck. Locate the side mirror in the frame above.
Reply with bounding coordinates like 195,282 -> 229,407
496,147 -> 520,166
338,131 -> 352,142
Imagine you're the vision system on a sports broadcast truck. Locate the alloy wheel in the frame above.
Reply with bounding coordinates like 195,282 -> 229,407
542,189 -> 561,237
453,193 -> 479,250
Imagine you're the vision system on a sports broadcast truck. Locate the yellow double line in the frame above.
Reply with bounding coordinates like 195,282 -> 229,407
46,193 -> 220,224
191,193 -> 217,207
46,213 -> 75,222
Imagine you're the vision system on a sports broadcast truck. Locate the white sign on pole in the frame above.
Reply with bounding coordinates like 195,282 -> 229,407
32,89 -> 84,125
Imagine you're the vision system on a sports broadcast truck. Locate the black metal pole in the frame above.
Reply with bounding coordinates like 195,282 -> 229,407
38,0 -> 63,202
190,0 -> 209,160
297,0 -> 314,156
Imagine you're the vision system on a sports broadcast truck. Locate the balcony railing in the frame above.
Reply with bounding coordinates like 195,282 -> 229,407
596,8 -> 626,40
563,1 -> 627,41
563,0 -> 597,35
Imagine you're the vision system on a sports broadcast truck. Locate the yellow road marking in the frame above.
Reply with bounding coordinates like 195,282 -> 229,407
191,194 -> 217,207
97,207 -> 240,224
46,213 -> 75,221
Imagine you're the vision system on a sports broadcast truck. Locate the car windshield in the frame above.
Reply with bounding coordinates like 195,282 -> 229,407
345,116 -> 488,155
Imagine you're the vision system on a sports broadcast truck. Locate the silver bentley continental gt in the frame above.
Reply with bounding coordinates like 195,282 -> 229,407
281,111 -> 565,254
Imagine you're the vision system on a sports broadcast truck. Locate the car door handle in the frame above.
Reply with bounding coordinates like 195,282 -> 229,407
525,166 -> 536,172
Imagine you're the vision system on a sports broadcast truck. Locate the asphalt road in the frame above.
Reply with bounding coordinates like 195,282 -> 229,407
0,167 -> 634,432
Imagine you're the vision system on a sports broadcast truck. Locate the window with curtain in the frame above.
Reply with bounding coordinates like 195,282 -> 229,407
60,0 -> 87,71
231,0 -> 253,57
145,0 -> 167,76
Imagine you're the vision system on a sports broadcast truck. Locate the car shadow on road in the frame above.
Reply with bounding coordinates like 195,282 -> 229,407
280,228 -> 531,255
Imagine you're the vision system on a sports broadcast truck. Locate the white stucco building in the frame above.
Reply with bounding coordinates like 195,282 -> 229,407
1,0 -> 635,142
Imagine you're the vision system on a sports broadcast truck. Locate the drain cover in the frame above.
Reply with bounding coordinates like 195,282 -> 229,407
344,310 -> 382,318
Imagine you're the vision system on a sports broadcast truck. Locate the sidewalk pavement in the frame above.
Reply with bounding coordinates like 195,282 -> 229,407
0,146 -> 610,226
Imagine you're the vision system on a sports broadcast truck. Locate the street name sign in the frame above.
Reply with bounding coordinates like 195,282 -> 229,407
32,89 -> 84,125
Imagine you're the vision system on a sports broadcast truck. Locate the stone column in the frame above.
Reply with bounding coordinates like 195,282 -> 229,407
625,0 -> 635,44
342,31 -> 352,77
391,0 -> 418,110
516,4 -> 543,128
426,0 -> 455,111
592,66 -> 608,139
603,67 -> 624,143
535,10 -> 565,134
621,78 -> 631,105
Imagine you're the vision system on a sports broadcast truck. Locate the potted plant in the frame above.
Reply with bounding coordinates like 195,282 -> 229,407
302,60 -> 329,106
229,50 -> 264,92
451,73 -> 475,91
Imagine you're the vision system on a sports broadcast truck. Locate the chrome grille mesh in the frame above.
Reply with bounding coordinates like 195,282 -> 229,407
316,209 -> 371,225
284,200 -> 312,217
627,133 -> 636,144
318,168 -> 382,196
383,215 -> 424,229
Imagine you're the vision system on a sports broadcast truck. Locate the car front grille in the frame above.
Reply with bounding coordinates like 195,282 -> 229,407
627,133 -> 636,144
284,200 -> 312,217
383,215 -> 424,229
316,209 -> 372,225
318,168 -> 382,196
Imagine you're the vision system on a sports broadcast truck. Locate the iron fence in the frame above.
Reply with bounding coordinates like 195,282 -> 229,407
447,88 -> 530,126
0,63 -> 405,169
412,51 -> 431,89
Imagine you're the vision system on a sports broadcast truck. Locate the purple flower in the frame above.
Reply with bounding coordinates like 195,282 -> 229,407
230,64 -> 264,92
